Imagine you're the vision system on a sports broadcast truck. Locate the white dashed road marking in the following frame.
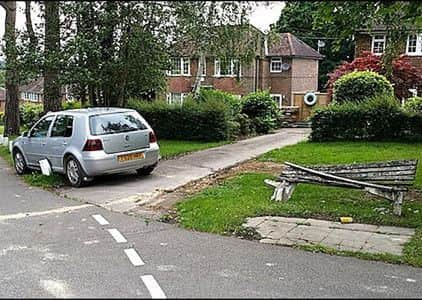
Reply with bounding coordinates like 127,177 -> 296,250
92,214 -> 109,225
141,275 -> 166,299
124,248 -> 145,266
40,279 -> 73,298
107,228 -> 127,243
0,204 -> 92,221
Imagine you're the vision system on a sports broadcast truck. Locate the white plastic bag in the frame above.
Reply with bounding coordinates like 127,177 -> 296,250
39,159 -> 52,176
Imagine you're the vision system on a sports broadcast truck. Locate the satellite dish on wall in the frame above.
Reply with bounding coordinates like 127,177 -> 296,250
281,63 -> 290,71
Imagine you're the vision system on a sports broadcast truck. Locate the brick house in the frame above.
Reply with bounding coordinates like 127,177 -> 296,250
355,25 -> 422,71
166,31 -> 324,108
0,77 -> 74,112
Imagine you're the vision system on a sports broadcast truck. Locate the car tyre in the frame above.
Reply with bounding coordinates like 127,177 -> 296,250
65,155 -> 88,188
13,149 -> 29,175
136,164 -> 156,176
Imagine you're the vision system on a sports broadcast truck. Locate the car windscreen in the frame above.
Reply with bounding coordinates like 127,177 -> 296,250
89,112 -> 148,135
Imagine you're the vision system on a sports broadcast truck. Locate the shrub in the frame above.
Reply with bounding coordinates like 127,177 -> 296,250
241,91 -> 281,134
194,89 -> 242,117
404,96 -> 422,114
62,101 -> 82,110
327,51 -> 422,100
332,71 -> 394,104
0,111 -> 4,125
19,103 -> 43,129
126,98 -> 233,141
310,95 -> 422,141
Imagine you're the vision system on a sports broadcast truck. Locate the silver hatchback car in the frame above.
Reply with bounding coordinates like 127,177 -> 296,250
12,107 -> 160,187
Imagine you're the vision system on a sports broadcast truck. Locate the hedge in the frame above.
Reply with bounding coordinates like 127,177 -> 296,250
404,96 -> 422,114
332,70 -> 394,104
127,98 -> 233,141
310,97 -> 422,142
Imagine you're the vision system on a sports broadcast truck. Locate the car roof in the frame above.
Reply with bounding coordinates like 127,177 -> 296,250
47,107 -> 135,117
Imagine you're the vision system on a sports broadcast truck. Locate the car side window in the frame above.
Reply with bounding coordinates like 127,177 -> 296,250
30,116 -> 55,138
51,115 -> 74,138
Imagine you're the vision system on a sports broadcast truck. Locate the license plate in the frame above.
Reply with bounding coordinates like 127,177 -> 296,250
117,152 -> 145,163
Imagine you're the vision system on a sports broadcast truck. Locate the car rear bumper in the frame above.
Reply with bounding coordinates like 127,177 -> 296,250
79,143 -> 160,176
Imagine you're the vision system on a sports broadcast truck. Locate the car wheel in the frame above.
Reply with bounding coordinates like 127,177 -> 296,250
136,164 -> 156,176
13,149 -> 29,175
65,156 -> 87,187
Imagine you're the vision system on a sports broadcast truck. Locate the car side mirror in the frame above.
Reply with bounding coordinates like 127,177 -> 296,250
22,131 -> 29,138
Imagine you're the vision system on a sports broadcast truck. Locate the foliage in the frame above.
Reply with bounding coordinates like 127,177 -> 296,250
313,2 -> 422,76
0,112 -> 4,125
19,103 -> 44,129
332,71 -> 394,104
328,51 -> 422,100
404,96 -> 422,114
126,98 -> 233,141
241,91 -> 281,134
0,70 -> 5,88
310,96 -> 422,142
193,89 -> 242,117
271,1 -> 354,90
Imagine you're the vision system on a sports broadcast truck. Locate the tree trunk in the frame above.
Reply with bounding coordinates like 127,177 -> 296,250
192,52 -> 205,98
1,1 -> 20,137
25,1 -> 37,47
44,0 -> 61,113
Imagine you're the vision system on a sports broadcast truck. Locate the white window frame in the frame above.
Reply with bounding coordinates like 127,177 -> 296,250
166,92 -> 188,105
167,57 -> 191,76
270,57 -> 282,73
371,34 -> 386,55
270,94 -> 283,108
214,58 -> 241,77
406,33 -> 422,55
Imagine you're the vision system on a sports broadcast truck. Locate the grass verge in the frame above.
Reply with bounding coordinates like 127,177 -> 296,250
158,139 -> 229,159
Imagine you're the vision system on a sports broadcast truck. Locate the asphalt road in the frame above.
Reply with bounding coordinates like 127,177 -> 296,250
1,156 -> 422,298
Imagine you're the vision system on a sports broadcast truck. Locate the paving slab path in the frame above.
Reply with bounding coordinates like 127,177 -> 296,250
58,128 -> 310,213
244,216 -> 415,256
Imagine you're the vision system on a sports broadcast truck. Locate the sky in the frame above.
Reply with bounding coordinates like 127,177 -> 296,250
0,1 -> 285,38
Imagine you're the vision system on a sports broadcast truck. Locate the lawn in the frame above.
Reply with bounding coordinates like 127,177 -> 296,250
158,139 -> 229,159
176,141 -> 422,267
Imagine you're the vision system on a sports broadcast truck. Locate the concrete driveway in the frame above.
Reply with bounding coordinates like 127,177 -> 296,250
58,128 -> 310,214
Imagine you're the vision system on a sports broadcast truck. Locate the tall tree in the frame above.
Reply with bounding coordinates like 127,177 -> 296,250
170,1 -> 257,97
271,1 -> 354,90
0,1 -> 20,136
43,0 -> 61,113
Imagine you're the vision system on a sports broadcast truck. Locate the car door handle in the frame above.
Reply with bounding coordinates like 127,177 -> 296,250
62,142 -> 68,146
41,142 -> 46,146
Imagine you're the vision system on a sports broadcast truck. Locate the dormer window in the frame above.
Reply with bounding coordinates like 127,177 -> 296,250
371,35 -> 386,55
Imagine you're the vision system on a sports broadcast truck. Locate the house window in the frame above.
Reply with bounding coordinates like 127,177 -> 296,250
214,58 -> 241,77
371,34 -> 386,55
167,57 -> 190,76
270,94 -> 283,108
406,34 -> 422,55
166,93 -> 187,105
270,57 -> 282,73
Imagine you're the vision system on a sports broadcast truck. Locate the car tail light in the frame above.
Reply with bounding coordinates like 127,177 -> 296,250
149,131 -> 157,143
83,139 -> 103,151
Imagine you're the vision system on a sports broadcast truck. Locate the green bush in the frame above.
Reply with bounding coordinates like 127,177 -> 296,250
194,89 -> 242,117
126,98 -> 233,141
62,101 -> 82,110
0,111 -> 4,125
19,103 -> 44,129
333,71 -> 394,104
404,96 -> 422,114
241,91 -> 281,134
310,96 -> 422,141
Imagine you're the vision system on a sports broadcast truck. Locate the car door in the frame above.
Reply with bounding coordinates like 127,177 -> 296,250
26,115 -> 55,167
48,114 -> 74,171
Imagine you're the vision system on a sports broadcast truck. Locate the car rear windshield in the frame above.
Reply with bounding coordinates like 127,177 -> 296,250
89,112 -> 148,135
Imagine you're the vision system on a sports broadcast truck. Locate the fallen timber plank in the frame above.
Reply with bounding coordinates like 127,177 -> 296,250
283,161 -> 399,191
